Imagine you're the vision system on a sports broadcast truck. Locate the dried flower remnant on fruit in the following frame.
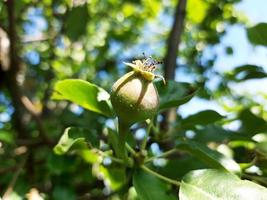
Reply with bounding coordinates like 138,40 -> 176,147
110,55 -> 164,125
123,55 -> 166,84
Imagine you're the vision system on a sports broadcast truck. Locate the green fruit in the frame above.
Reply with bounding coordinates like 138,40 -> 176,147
111,71 -> 159,126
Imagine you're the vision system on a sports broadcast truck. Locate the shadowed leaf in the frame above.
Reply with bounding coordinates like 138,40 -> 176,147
155,81 -> 197,112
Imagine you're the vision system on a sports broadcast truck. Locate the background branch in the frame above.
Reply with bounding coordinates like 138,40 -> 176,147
162,0 -> 187,131
2,156 -> 27,200
164,0 -> 187,80
5,0 -> 50,143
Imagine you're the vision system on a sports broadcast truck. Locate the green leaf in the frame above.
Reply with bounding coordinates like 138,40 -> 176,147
93,165 -> 126,191
225,65 -> 267,82
107,127 -> 136,160
52,79 -> 114,117
155,81 -> 197,111
187,0 -> 208,24
64,6 -> 89,41
194,125 -> 249,143
256,142 -> 267,157
128,187 -> 140,200
158,156 -> 207,180
180,169 -> 267,200
107,128 -> 122,159
181,110 -> 224,128
53,127 -> 96,155
133,169 -> 176,200
46,153 -> 79,175
52,186 -> 76,200
253,133 -> 267,156
239,109 -> 267,137
0,130 -> 14,144
176,141 -> 240,173
79,149 -> 103,164
247,23 -> 267,47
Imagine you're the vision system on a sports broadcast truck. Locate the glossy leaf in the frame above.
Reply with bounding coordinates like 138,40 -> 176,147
247,23 -> 267,47
180,169 -> 267,200
155,80 -> 197,111
52,79 -> 114,117
133,169 -> 176,200
176,141 -> 240,173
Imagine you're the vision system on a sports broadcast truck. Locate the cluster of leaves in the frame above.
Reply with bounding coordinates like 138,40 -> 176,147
51,66 -> 267,199
0,0 -> 267,199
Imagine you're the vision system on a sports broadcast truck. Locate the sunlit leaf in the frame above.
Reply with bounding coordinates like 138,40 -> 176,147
143,0 -> 160,17
52,79 -> 114,117
79,149 -> 102,164
180,169 -> 267,200
93,165 -> 126,191
122,3 -> 136,17
187,0 -> 208,24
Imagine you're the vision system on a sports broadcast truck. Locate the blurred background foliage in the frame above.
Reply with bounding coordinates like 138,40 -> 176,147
0,0 -> 267,199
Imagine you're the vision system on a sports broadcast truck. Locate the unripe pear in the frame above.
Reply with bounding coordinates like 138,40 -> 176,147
110,58 -> 164,126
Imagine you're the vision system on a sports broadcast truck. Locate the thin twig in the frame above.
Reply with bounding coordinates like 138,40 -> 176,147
21,34 -> 51,43
145,149 -> 177,163
126,143 -> 137,156
242,174 -> 267,185
141,119 -> 154,150
141,165 -> 180,187
2,156 -> 27,199
20,96 -> 52,144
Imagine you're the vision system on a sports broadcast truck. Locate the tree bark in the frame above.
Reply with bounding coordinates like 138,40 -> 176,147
164,0 -> 187,80
162,0 -> 187,130
5,0 -> 50,143
5,0 -> 28,137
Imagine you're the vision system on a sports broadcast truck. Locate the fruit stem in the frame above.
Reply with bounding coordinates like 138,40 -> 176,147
141,118 -> 154,150
118,119 -> 132,167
